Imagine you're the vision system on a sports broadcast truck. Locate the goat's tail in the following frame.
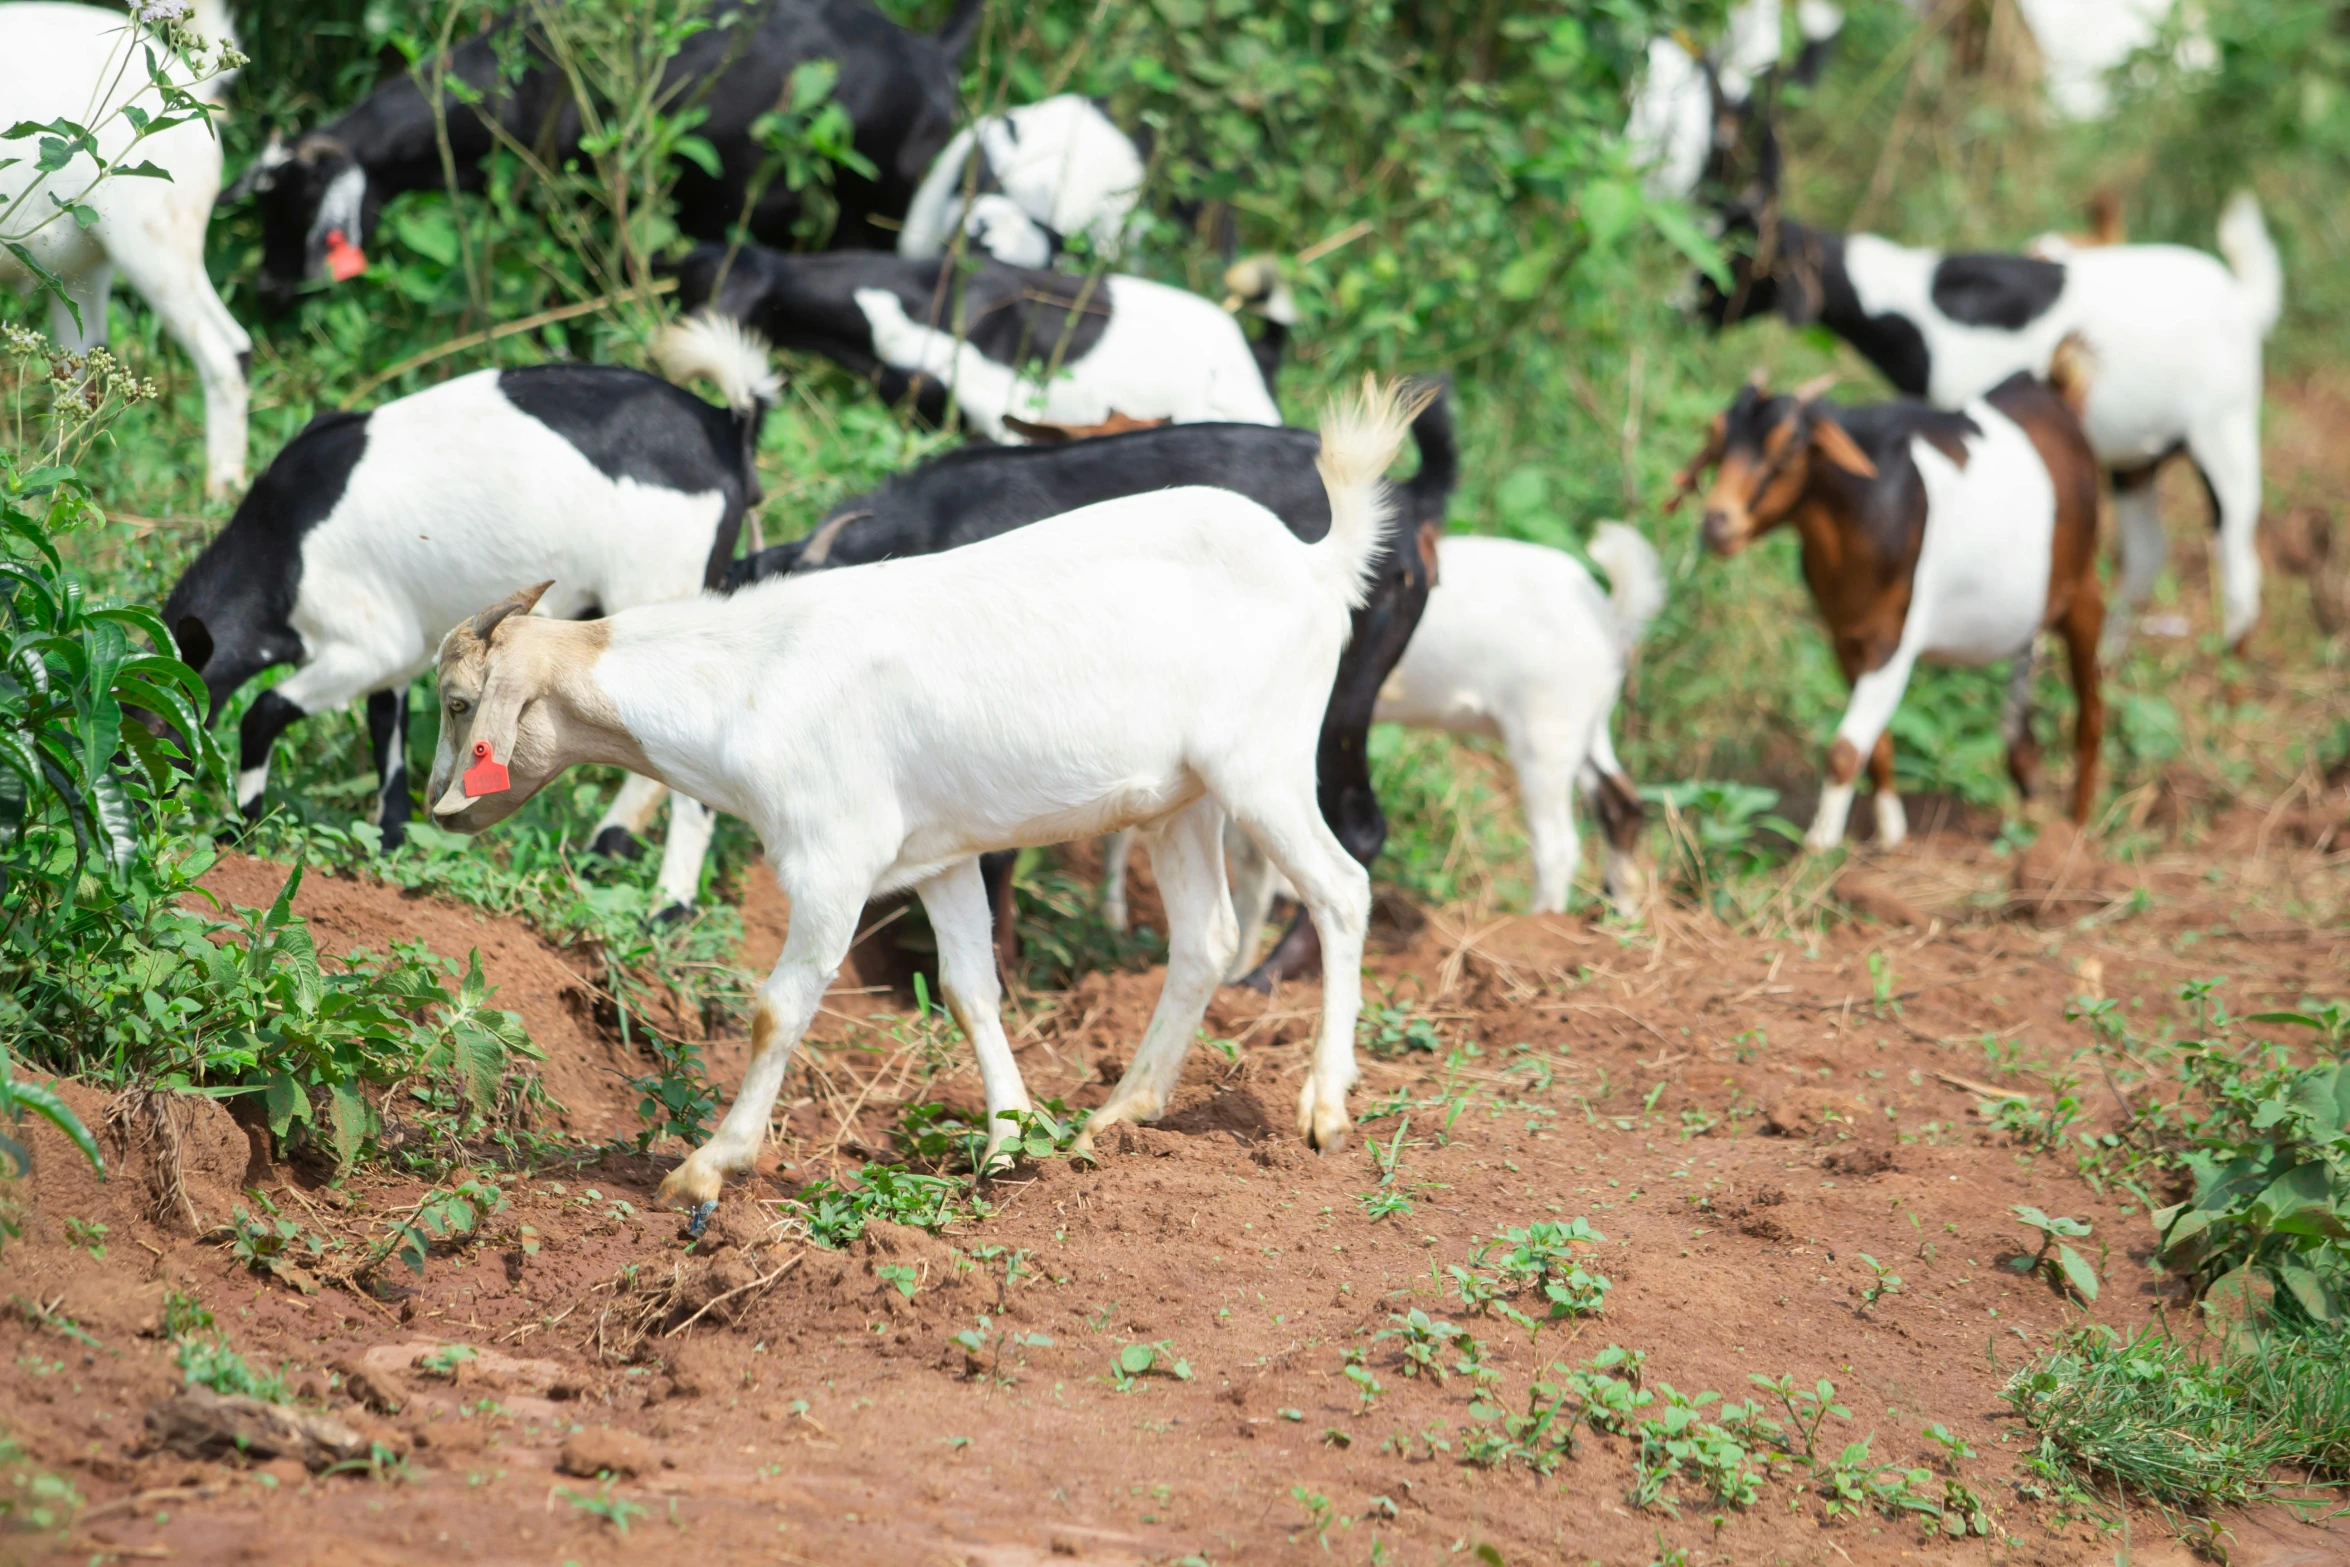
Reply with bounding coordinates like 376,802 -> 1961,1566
1586,522 -> 1665,660
2045,331 -> 2096,420
1401,376 -> 1458,517
656,312 -> 782,421
2217,190 -> 2283,337
1313,377 -> 1434,609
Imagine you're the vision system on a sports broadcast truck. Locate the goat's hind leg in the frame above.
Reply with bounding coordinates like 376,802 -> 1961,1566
590,774 -> 669,859
915,857 -> 1034,1171
2002,639 -> 2044,803
1076,799 -> 1238,1153
2057,583 -> 2107,826
1222,791 -> 1371,1151
366,686 -> 412,849
660,865 -> 871,1223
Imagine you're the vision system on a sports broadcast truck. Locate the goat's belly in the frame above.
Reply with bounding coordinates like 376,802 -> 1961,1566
893,773 -> 1208,865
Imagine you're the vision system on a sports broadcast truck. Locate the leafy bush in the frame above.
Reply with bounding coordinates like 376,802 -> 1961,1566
790,1163 -> 970,1248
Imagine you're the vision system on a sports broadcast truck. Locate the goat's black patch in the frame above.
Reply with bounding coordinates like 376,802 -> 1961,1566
498,365 -> 743,494
165,408 -> 371,714
1929,253 -> 2067,331
1808,230 -> 1935,397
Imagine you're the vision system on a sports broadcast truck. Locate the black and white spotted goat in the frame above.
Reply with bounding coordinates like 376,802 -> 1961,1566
672,242 -> 1282,440
163,318 -> 776,908
1703,187 -> 2282,652
896,95 -> 1148,269
230,0 -> 981,312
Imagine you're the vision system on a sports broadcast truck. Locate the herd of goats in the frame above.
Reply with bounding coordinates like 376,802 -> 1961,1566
2,0 -> 2286,1218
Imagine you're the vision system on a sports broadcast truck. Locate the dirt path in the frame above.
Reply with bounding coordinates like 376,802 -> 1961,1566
7,800 -> 2347,1567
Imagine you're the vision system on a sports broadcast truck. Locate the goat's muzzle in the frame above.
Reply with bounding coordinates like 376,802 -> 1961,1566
1701,507 -> 1752,557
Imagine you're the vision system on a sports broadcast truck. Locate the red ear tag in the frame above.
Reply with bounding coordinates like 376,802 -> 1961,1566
324,228 -> 368,282
461,740 -> 510,797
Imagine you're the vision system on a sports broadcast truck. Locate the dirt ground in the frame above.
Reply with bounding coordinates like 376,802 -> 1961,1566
7,792 -> 2349,1567
6,376 -> 2349,1567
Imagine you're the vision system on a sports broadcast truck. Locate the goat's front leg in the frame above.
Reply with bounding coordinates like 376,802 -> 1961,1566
366,686 -> 411,850
658,870 -> 863,1225
1076,800 -> 1238,1153
914,857 -> 1033,1172
1867,734 -> 1906,848
1808,649 -> 1919,853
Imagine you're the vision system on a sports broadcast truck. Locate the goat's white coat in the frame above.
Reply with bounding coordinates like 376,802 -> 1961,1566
898,96 -> 1145,267
854,275 -> 1280,441
1805,400 -> 2058,849
255,369 -> 738,905
1,3 -> 251,497
1625,0 -> 1844,200
1840,204 -> 2277,646
434,398 -> 1417,1199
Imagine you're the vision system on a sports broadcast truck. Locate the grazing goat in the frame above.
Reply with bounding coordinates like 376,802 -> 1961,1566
721,385 -> 1459,981
2,1 -> 251,497
673,244 -> 1281,440
1625,0 -> 1843,201
230,0 -> 980,312
164,318 -> 775,909
1668,359 -> 2104,851
426,381 -> 1431,1224
1701,191 -> 2281,651
1373,527 -> 1663,916
897,95 -> 1147,269
2013,0 -> 2213,121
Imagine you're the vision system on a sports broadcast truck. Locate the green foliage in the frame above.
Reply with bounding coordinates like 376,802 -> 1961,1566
2154,1010 -> 2350,1325
0,1044 -> 100,1185
2006,1320 -> 2350,1510
556,1479 -> 648,1535
790,1163 -> 968,1248
176,1331 -> 288,1402
2006,1206 -> 2100,1302
1473,1218 -> 1613,1321
0,1426 -> 82,1538
1105,1339 -> 1192,1391
381,1177 -> 507,1276
227,1196 -> 337,1294
629,1031 -> 719,1153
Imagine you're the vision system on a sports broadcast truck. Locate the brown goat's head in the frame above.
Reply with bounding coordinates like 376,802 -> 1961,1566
1672,375 -> 1876,557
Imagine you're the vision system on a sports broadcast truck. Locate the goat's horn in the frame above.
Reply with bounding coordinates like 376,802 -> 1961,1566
1746,366 -> 1770,389
1790,373 -> 1838,405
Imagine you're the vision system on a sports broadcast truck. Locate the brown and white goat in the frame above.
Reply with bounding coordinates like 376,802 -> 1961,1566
1668,355 -> 2104,850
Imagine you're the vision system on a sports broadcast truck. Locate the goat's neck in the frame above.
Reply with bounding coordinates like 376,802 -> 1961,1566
1787,227 -> 1936,400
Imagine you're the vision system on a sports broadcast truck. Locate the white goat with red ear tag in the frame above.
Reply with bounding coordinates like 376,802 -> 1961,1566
428,381 -> 1433,1230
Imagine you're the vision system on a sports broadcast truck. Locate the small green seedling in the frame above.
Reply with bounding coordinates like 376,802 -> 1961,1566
2008,1205 -> 2099,1301
414,1344 -> 476,1381
1106,1340 -> 1192,1391
1922,1422 -> 1974,1466
1855,1254 -> 1902,1313
557,1480 -> 648,1535
62,1217 -> 107,1258
876,1263 -> 919,1300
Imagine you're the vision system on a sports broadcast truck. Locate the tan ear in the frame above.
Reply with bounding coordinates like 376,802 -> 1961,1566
469,581 -> 555,642
1809,419 -> 1879,479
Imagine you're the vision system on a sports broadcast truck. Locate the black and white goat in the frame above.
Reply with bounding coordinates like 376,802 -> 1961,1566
426,382 -> 1432,1222
2013,0 -> 2213,121
163,318 -> 775,906
1703,192 -> 2282,651
897,95 -> 1147,270
1624,0 -> 1843,201
716,374 -> 1458,986
3,1 -> 251,497
230,0 -> 981,312
673,243 -> 1282,440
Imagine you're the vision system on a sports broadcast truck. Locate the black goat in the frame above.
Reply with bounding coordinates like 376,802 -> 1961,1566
232,0 -> 981,312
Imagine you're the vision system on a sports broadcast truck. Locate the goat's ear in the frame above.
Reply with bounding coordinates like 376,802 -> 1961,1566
224,132 -> 291,200
1809,419 -> 1878,479
469,581 -> 555,642
173,615 -> 214,672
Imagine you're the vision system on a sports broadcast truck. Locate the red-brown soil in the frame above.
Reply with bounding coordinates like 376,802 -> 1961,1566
6,797 -> 2347,1567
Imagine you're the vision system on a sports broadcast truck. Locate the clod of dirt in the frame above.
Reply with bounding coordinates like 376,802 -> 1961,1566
661,1339 -> 723,1400
1831,870 -> 1927,929
557,1426 -> 660,1480
145,1385 -> 373,1471
1760,1089 -> 1872,1142
1822,1144 -> 1897,1178
2010,819 -> 2127,920
407,1418 -> 488,1463
332,1359 -> 404,1414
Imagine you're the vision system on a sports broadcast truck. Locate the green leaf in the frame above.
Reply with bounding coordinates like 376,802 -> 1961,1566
1,1075 -> 104,1176
1575,176 -> 1640,249
674,134 -> 722,178
327,1084 -> 371,1170
2274,1262 -> 2335,1322
262,1071 -> 308,1140
1495,249 -> 1552,301
1117,1343 -> 1155,1375
2055,1244 -> 2099,1301
4,242 -> 80,333
453,1020 -> 506,1118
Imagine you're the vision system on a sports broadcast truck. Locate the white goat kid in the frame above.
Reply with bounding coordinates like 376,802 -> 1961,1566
897,95 -> 1145,269
1,1 -> 251,497
426,382 -> 1429,1223
1374,526 -> 1664,915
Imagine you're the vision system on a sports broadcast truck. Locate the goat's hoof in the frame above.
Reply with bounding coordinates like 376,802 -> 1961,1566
590,825 -> 644,861
657,1159 -> 723,1212
651,901 -> 693,927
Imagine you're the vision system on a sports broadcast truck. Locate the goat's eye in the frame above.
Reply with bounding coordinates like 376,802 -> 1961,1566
447,696 -> 470,717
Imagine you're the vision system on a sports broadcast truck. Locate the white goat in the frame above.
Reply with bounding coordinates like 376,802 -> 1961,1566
1,1 -> 251,497
897,95 -> 1146,269
1625,0 -> 1844,201
425,381 -> 1429,1219
1373,526 -> 1664,915
2013,0 -> 2214,122
1102,524 -> 1664,968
